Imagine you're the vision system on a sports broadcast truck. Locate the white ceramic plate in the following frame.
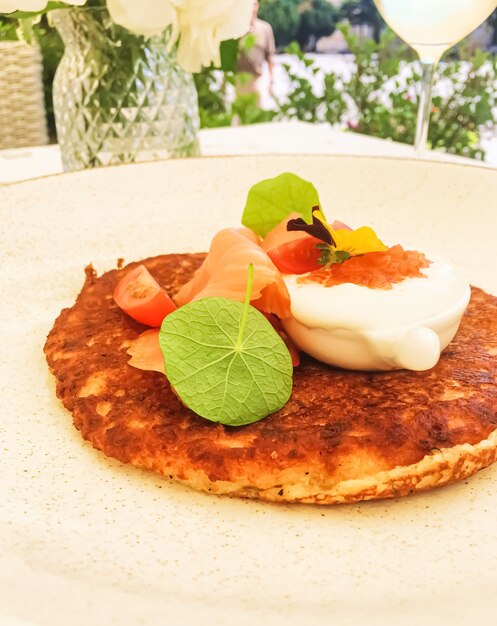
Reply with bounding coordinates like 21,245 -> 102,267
1,155 -> 496,626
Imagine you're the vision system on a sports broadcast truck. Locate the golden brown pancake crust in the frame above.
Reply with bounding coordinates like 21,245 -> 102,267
44,254 -> 497,503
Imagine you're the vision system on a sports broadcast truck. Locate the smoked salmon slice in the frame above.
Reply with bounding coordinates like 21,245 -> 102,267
127,329 -> 165,374
174,228 -> 291,319
260,212 -> 307,252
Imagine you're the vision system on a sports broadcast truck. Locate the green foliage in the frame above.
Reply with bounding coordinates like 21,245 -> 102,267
4,10 -> 496,161
5,2 -> 68,20
242,171 -> 320,236
194,69 -> 233,128
219,39 -> 239,72
36,17 -> 64,139
277,41 -> 347,124
340,25 -> 416,142
258,0 -> 300,48
194,67 -> 276,128
428,50 -> 495,158
296,0 -> 339,51
277,42 -> 324,122
260,0 -> 338,51
339,24 -> 497,159
0,15 -> 17,40
161,30 -> 497,160
231,92 -> 277,125
339,0 -> 384,42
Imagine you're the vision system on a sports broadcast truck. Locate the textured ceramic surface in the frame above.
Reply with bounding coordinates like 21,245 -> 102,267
1,155 -> 496,626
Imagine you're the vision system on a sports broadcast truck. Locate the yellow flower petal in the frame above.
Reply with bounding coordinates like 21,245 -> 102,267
311,207 -> 387,257
332,226 -> 388,256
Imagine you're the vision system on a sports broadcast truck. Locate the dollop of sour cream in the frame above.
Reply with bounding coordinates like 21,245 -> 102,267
282,258 -> 470,372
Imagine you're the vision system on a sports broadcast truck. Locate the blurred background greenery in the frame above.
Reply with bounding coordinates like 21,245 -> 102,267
2,0 -> 497,160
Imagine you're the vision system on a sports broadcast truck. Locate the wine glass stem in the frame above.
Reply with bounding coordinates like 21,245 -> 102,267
415,59 -> 436,155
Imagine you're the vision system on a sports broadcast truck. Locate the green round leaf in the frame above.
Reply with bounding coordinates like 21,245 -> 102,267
159,298 -> 293,426
241,172 -> 321,238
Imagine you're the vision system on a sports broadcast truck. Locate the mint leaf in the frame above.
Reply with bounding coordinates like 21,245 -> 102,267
159,267 -> 293,426
242,172 -> 321,238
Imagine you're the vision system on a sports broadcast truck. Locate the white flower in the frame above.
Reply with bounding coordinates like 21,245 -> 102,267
174,0 -> 253,72
106,0 -> 178,39
1,0 -> 253,73
106,0 -> 252,72
0,0 -> 46,10
0,0 -> 84,12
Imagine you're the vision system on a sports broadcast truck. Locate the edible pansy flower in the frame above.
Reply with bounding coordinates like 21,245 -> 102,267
287,207 -> 387,266
287,207 -> 335,246
332,225 -> 388,256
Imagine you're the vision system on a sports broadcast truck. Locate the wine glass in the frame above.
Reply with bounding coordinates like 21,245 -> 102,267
373,0 -> 497,154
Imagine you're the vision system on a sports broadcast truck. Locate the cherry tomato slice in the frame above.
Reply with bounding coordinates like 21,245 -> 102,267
113,265 -> 177,327
267,236 -> 322,274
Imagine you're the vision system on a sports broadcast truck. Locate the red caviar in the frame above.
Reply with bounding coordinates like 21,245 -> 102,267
298,245 -> 430,290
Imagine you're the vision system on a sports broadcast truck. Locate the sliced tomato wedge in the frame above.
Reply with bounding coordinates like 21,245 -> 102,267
267,236 -> 322,275
113,265 -> 177,327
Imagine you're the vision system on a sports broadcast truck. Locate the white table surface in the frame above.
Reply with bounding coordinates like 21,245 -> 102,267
0,121 -> 491,185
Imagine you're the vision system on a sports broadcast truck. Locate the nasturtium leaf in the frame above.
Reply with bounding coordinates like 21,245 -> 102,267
159,272 -> 293,426
242,172 -> 321,238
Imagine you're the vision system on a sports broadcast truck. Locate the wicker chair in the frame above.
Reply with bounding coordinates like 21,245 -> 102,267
0,41 -> 48,149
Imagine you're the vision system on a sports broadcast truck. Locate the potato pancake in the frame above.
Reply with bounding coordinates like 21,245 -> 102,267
44,254 -> 497,504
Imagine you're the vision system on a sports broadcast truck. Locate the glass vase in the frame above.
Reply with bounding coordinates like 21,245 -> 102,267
51,8 -> 200,172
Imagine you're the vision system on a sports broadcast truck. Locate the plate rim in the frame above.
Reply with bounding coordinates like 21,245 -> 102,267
1,151 -> 496,190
